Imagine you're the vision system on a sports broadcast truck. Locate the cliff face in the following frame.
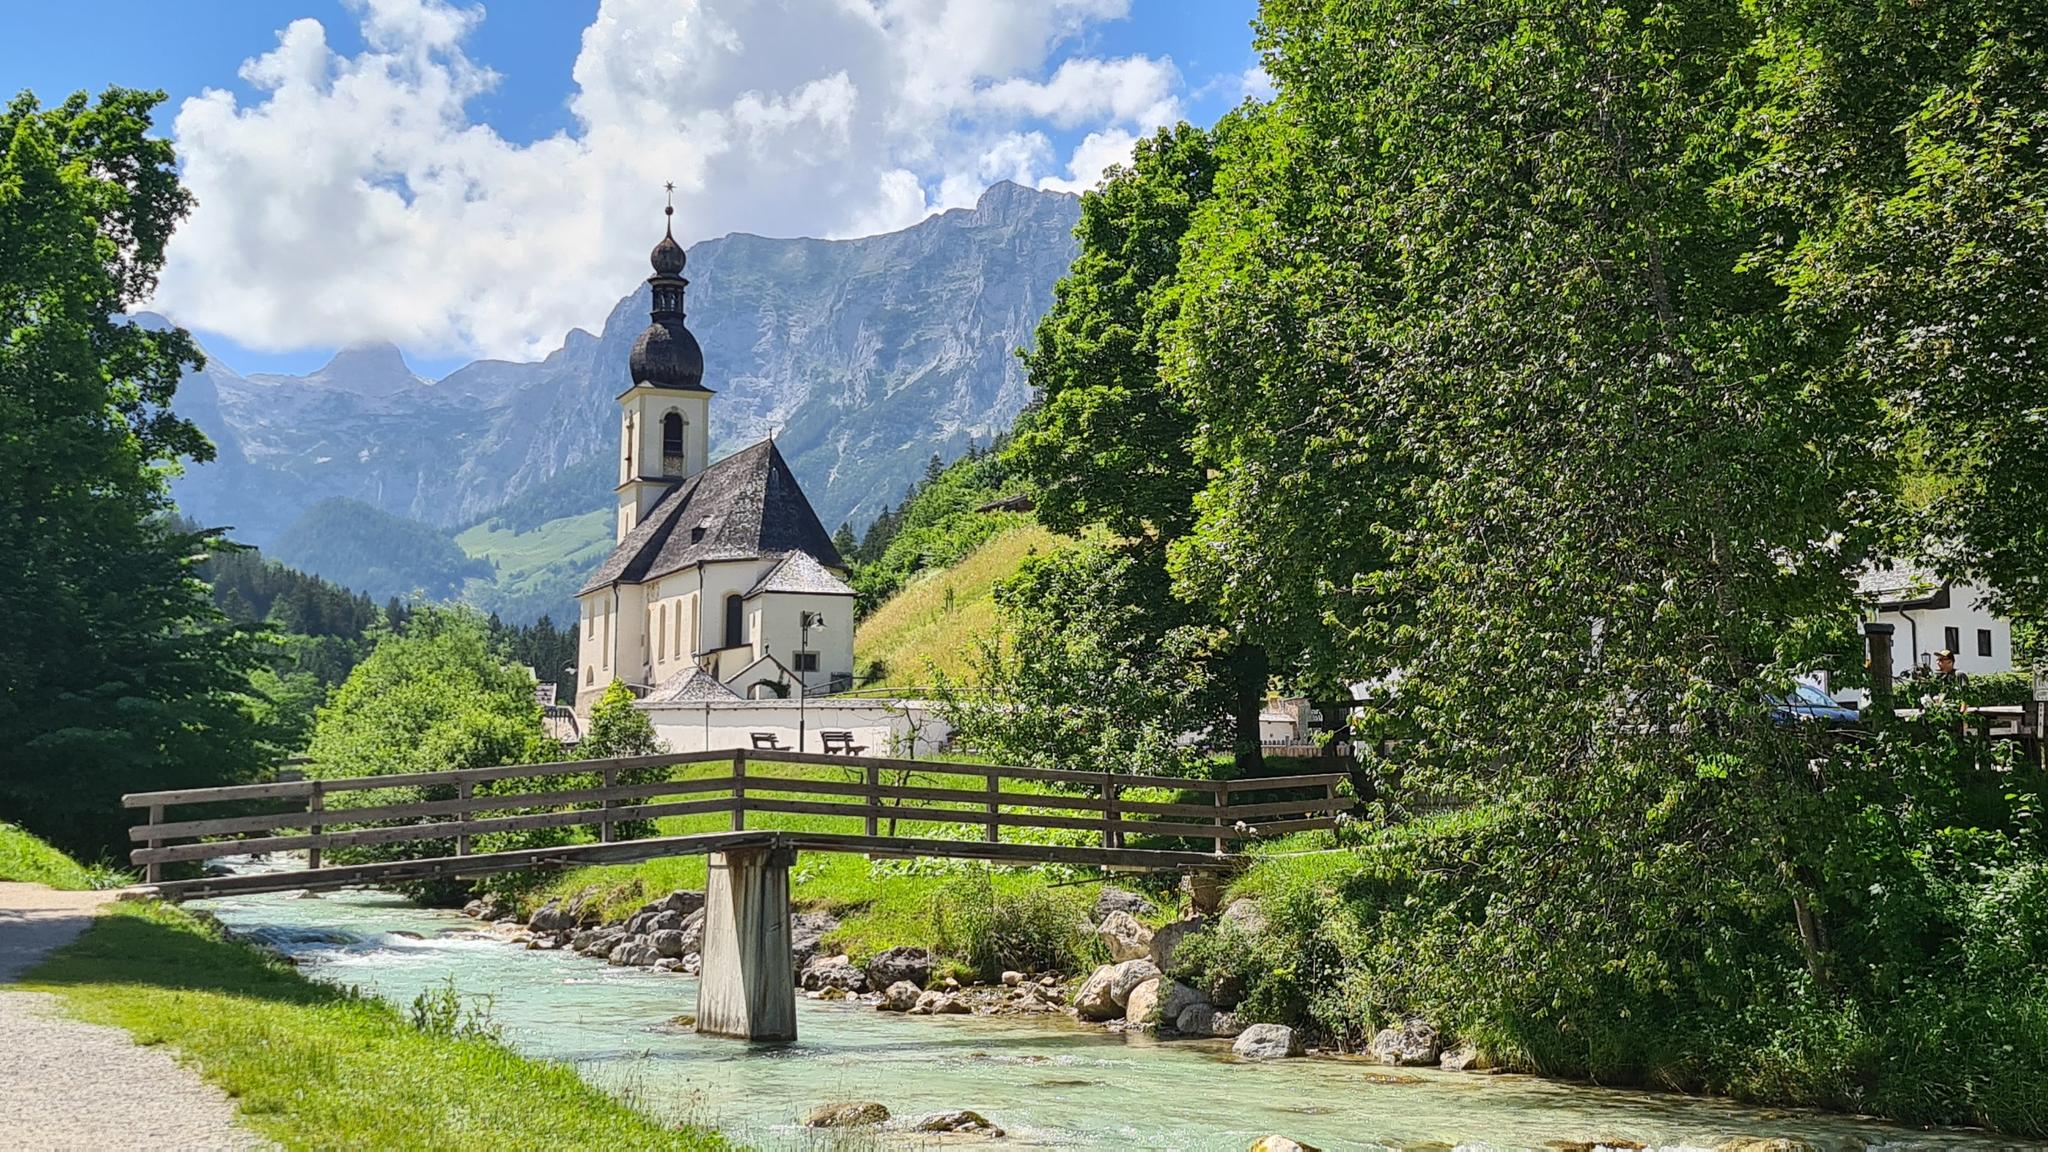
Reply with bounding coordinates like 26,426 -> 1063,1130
170,182 -> 1080,549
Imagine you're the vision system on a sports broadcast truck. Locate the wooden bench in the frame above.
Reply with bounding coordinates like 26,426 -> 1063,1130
819,730 -> 867,756
750,731 -> 790,752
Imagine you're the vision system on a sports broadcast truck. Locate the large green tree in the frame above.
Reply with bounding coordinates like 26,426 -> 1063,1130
0,89 -> 263,858
1010,122 -> 1272,772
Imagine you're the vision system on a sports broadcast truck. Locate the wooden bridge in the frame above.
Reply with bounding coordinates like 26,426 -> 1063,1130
124,749 -> 1348,1041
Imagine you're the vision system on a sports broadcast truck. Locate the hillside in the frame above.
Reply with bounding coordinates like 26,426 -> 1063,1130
271,498 -> 491,603
852,518 -> 1065,690
455,509 -> 613,625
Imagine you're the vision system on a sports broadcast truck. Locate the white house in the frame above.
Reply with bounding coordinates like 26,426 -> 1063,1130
1858,565 -> 2014,680
574,208 -> 856,714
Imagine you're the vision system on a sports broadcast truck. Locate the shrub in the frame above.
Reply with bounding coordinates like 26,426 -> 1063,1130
926,870 -> 1099,980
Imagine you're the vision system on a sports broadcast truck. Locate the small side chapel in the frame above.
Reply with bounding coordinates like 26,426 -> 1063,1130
575,204 -> 855,712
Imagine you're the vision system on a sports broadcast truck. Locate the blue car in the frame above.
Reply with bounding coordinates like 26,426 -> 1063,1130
1768,681 -> 1862,726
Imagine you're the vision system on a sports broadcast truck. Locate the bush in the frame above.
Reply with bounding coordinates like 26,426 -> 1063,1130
926,870 -> 1100,980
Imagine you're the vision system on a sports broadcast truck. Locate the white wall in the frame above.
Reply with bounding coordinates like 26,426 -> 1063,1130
1871,581 -> 2014,680
642,698 -> 953,758
749,589 -> 856,692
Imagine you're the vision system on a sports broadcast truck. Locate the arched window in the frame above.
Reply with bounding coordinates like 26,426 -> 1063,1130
662,412 -> 687,476
724,593 -> 744,649
657,603 -> 668,661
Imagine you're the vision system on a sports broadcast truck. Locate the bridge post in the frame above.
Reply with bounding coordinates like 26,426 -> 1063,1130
695,842 -> 796,1042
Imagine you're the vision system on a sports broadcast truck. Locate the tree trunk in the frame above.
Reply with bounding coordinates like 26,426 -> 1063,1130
1225,641 -> 1269,777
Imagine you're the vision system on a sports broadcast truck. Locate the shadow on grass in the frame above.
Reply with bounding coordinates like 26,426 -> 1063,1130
25,901 -> 350,1007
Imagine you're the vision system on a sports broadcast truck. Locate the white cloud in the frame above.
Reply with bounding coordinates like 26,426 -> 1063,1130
152,0 -> 1193,359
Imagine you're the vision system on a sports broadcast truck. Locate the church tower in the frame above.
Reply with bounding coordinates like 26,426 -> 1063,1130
616,192 -> 713,542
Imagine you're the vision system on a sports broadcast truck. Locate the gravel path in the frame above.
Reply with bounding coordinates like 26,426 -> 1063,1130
0,883 -> 271,1150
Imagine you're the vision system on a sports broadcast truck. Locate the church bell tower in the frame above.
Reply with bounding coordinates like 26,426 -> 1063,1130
616,188 -> 713,542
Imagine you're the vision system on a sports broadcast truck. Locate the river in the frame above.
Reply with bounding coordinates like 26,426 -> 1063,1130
198,887 -> 2024,1152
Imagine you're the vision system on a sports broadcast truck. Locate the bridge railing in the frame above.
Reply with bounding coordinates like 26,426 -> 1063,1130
124,750 -> 1351,883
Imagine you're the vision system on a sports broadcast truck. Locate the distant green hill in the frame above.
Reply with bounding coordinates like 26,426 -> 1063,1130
272,497 -> 492,603
455,508 -> 613,625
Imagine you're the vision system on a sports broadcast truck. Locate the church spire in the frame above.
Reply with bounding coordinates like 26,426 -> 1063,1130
629,184 -> 706,391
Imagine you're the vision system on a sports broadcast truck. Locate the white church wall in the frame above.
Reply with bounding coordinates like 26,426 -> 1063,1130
642,698 -> 953,758
693,559 -> 773,675
750,589 -> 856,692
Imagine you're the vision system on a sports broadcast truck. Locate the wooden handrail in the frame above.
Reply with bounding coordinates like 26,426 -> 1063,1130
124,749 -> 1351,874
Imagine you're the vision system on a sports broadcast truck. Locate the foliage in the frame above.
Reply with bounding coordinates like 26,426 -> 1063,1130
24,900 -> 728,1149
934,540 -> 1223,777
846,439 -> 1022,615
0,88 -> 266,860
579,678 -> 666,841
852,520 -> 1063,691
408,976 -> 503,1043
490,610 -> 582,707
273,496 -> 492,604
305,606 -> 563,901
926,868 -> 1101,981
0,822 -> 129,890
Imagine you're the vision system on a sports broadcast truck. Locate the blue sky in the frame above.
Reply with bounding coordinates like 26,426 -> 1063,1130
6,1 -> 1264,377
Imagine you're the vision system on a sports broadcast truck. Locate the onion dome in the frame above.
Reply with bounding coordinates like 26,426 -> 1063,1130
630,196 -> 708,391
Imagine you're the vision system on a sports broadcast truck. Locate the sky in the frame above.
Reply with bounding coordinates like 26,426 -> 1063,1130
5,0 -> 1267,377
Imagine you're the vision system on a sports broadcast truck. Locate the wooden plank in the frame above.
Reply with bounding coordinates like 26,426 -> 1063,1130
125,780 -> 314,807
130,797 -> 736,866
985,768 -> 1000,843
138,828 -> 1245,901
1223,772 -> 1350,793
1101,779 -> 1119,849
744,749 -> 1230,792
456,779 -> 472,856
123,750 -> 738,810
864,762 -> 880,837
145,804 -> 163,885
1213,785 -> 1228,857
740,772 -> 1244,820
129,775 -> 739,841
740,796 -> 1251,842
600,764 -> 618,844
732,750 -> 747,831
306,781 -> 324,871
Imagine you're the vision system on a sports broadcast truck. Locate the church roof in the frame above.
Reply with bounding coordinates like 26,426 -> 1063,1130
744,549 -> 856,598
639,664 -> 742,705
578,438 -> 845,595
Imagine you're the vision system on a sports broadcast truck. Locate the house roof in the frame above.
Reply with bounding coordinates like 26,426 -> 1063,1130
639,664 -> 743,704
744,549 -> 856,598
578,438 -> 844,595
1856,564 -> 1950,611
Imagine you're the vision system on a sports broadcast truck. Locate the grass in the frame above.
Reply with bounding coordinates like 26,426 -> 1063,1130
0,822 -> 127,890
21,900 -> 732,1151
852,520 -> 1066,690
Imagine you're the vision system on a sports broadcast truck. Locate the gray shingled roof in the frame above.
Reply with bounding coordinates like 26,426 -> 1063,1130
744,550 -> 856,598
639,664 -> 743,704
1856,564 -> 1946,605
579,439 -> 845,595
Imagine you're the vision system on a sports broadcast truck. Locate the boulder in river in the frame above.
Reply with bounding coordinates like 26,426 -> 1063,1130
864,945 -> 932,990
656,890 -> 703,917
789,909 -> 839,969
802,1101 -> 889,1128
1232,1023 -> 1304,1060
1128,977 -> 1205,1028
1367,1018 -> 1441,1066
1093,885 -> 1151,923
1439,1042 -> 1496,1072
916,1110 -> 1004,1136
1148,917 -> 1207,971
649,928 -> 691,958
1109,958 -> 1160,1004
877,981 -> 921,1012
1074,964 -> 1122,1020
1175,1002 -> 1221,1036
1123,978 -> 1165,1028
800,954 -> 866,992
1096,910 -> 1155,962
1249,1137 -> 1321,1152
607,937 -> 659,967
1001,970 -> 1024,986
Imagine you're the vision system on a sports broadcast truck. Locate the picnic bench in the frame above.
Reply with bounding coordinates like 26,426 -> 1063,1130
819,730 -> 867,755
750,731 -> 790,751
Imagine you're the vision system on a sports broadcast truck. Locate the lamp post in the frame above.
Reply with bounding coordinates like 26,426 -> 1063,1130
798,611 -> 824,753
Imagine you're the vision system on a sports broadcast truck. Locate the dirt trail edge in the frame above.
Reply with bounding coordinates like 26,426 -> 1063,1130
0,882 -> 270,1150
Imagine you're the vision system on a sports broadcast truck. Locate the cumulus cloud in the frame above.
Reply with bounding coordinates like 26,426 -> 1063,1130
151,0 -> 1190,358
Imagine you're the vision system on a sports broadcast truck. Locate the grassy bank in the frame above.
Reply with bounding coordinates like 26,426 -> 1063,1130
0,822 -> 122,890
22,901 -> 731,1150
852,519 -> 1064,690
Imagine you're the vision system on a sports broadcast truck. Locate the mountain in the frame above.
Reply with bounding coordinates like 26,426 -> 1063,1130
168,182 -> 1081,556
271,497 -> 492,603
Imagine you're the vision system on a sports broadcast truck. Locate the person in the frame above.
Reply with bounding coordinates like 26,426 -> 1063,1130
1934,649 -> 1967,683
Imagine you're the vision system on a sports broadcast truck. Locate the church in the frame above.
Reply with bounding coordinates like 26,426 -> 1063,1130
575,206 -> 856,713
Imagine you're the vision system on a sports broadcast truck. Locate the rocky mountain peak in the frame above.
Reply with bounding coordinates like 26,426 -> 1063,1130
307,341 -> 424,398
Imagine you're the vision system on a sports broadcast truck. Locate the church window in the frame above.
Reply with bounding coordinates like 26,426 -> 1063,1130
794,651 -> 819,673
662,413 -> 687,476
584,666 -> 593,687
658,604 -> 668,661
724,593 -> 744,649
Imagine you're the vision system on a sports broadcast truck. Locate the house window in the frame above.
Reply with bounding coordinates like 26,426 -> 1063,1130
1944,626 -> 1961,654
794,651 -> 819,672
1978,628 -> 1994,658
724,593 -> 744,649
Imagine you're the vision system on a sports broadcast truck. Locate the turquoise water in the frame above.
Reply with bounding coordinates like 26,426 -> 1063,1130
200,888 -> 2027,1151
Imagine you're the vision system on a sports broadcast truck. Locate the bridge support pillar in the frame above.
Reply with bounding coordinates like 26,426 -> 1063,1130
696,843 -> 797,1042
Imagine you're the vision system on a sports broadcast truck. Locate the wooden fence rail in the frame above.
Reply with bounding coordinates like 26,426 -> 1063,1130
125,750 -> 1350,885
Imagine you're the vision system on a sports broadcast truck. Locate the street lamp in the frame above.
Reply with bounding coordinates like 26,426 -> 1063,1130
798,611 -> 825,753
